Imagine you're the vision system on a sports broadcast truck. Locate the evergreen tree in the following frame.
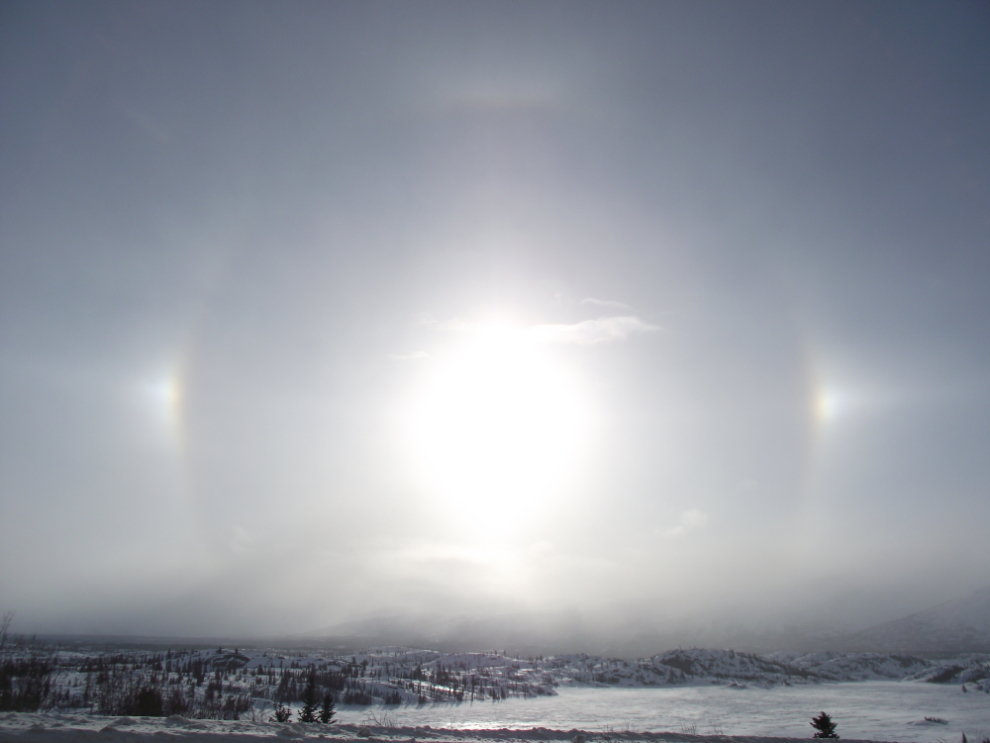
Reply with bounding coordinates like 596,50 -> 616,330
811,712 -> 838,739
298,671 -> 319,723
318,693 -> 336,724
269,702 -> 291,723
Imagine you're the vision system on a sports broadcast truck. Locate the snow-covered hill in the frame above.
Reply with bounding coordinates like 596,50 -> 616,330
0,646 -> 990,728
2,643 -> 987,723
547,649 -> 806,687
549,648 -> 989,688
766,651 -> 933,681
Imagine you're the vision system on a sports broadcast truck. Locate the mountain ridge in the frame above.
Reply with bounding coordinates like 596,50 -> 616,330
827,585 -> 990,653
302,585 -> 990,656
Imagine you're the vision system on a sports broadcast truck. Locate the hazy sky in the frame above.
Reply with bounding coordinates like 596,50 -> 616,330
1,2 -> 988,645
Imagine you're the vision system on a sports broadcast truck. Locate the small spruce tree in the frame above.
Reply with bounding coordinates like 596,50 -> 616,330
811,711 -> 838,739
269,702 -> 292,723
298,671 -> 319,723
318,692 -> 336,724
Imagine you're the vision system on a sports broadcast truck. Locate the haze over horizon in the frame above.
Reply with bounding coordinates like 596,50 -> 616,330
2,2 -> 988,648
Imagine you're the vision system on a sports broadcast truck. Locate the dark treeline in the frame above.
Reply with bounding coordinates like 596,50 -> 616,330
0,645 -> 554,717
1,650 -> 252,718
0,656 -> 54,712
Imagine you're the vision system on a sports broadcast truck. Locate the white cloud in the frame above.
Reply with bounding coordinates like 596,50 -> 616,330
387,351 -> 430,361
527,316 -> 658,344
581,297 -> 634,312
664,509 -> 709,538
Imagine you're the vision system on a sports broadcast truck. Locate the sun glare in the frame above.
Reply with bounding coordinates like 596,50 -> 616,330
399,322 -> 594,534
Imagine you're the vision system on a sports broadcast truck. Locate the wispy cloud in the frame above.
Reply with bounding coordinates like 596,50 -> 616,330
528,316 -> 658,345
581,297 -> 634,312
664,509 -> 709,538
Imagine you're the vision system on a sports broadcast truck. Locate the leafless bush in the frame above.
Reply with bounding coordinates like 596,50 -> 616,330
366,709 -> 398,727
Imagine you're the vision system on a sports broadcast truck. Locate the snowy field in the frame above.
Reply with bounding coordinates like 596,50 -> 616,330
324,683 -> 990,741
2,646 -> 988,743
2,683 -> 989,743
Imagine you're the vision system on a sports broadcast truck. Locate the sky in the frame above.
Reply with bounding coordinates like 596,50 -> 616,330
1,1 -> 989,650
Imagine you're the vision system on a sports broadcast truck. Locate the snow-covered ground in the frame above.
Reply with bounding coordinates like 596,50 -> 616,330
8,644 -> 986,708
2,681 -> 989,743
0,712 -> 883,743
340,682 -> 989,741
3,646 -> 989,743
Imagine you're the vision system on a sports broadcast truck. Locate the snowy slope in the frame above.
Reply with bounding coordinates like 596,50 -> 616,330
550,648 -> 989,688
767,651 -> 932,681
3,642 -> 989,730
547,649 -> 812,687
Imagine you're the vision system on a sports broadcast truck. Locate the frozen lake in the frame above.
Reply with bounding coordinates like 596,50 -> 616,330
333,683 -> 990,742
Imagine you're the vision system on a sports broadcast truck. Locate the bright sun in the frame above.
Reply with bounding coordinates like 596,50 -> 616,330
398,322 -> 594,533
